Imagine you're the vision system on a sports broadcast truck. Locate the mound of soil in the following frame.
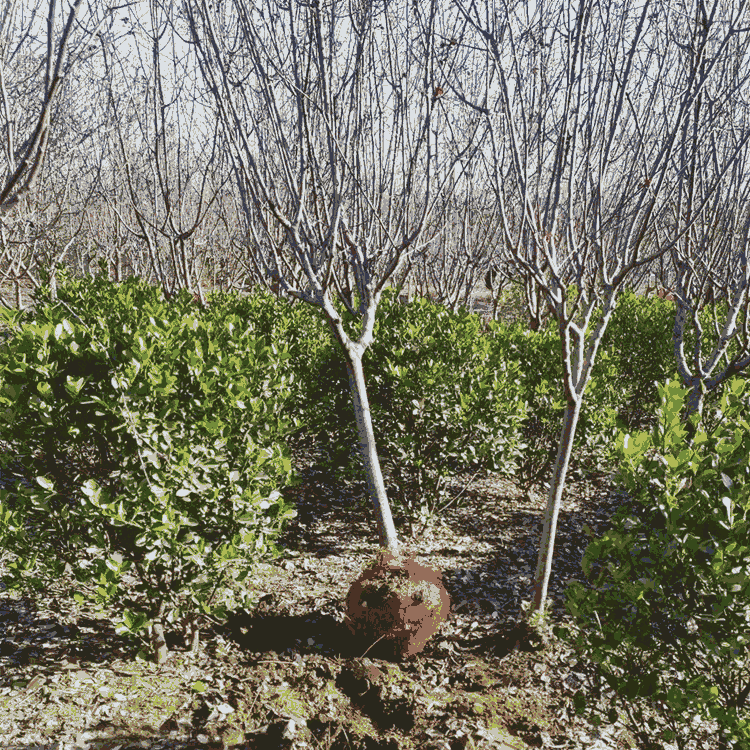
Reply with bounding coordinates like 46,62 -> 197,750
344,551 -> 450,660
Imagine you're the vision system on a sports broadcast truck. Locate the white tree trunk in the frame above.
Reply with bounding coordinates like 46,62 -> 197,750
343,346 -> 400,556
532,396 -> 582,615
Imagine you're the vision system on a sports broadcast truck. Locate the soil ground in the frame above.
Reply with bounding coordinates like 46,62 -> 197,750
0,437 -> 651,750
0,281 -> 692,749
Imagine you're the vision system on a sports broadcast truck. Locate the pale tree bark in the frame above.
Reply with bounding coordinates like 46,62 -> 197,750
186,0 -> 476,554
453,0 -> 750,618
659,11 -> 750,421
96,0 -> 229,302
0,0 -> 109,306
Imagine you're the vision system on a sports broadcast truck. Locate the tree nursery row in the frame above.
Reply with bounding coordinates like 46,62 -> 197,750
0,275 -> 749,746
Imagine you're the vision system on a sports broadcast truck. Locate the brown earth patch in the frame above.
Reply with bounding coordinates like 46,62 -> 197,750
0,438 -> 664,750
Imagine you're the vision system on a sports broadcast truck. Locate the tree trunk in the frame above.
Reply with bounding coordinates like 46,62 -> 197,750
152,618 -> 168,664
531,396 -> 582,616
685,379 -> 705,422
492,293 -> 500,322
343,348 -> 400,557
188,618 -> 200,653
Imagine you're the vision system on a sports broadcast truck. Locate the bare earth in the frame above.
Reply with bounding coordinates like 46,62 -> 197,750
0,431 -> 667,750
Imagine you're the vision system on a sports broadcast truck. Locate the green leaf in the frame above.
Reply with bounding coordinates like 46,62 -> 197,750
35,476 -> 54,491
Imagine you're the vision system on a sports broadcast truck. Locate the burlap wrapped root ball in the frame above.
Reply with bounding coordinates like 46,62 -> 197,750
344,550 -> 450,660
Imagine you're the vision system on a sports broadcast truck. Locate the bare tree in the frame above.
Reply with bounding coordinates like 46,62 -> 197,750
486,244 -> 556,331
414,189 -> 503,314
452,0 -> 750,617
0,0 -> 115,306
92,0 -> 230,303
661,12 -> 750,421
186,0 -> 476,554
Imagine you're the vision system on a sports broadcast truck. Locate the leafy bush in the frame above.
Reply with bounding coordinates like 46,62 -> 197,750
308,290 -> 528,533
601,290 -> 677,431
204,288 -> 330,424
483,322 -> 563,488
0,276 -> 297,660
485,319 -> 625,489
560,377 -> 750,749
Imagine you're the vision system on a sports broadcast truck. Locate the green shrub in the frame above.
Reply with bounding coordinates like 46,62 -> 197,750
0,277 -> 297,660
560,376 -> 750,749
308,289 -> 528,533
485,318 -> 625,488
600,290 -> 677,431
205,288 -> 329,408
483,322 -> 563,488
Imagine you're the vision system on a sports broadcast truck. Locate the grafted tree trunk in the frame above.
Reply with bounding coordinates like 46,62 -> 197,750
532,397 -> 582,612
343,345 -> 400,556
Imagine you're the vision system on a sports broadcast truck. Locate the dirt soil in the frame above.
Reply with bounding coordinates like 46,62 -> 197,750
0,442 -> 648,750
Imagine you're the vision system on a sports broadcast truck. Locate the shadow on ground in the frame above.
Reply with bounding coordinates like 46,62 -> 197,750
224,608 -> 359,658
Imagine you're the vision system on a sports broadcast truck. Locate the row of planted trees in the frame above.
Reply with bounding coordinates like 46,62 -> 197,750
1,0 -> 750,636
2,275 -> 749,744
183,0 -> 750,620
